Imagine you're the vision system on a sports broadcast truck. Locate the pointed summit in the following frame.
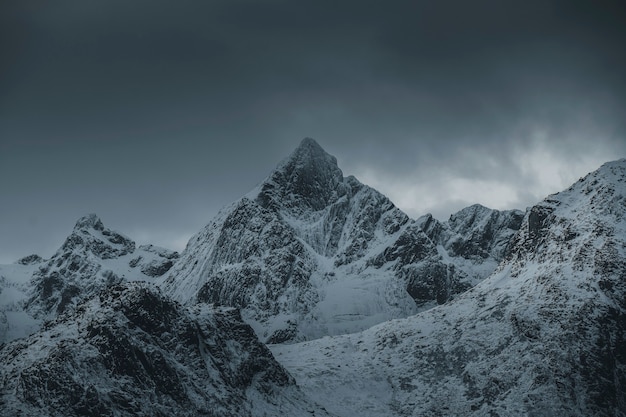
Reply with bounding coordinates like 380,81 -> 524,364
74,213 -> 105,231
256,138 -> 346,213
300,137 -> 321,147
289,137 -> 337,165
62,214 -> 135,259
25,215 -> 175,320
284,137 -> 341,176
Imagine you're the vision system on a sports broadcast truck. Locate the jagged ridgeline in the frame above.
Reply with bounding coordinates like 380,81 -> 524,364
0,139 -> 522,345
0,214 -> 181,345
0,283 -> 331,416
25,213 -> 179,320
272,158 -> 626,417
2,139 -> 624,417
161,138 -> 522,342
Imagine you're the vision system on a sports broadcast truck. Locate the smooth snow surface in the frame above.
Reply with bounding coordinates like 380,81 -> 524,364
0,263 -> 42,342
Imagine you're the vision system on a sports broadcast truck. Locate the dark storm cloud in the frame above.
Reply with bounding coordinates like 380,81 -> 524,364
1,0 -> 625,262
3,1 -> 624,134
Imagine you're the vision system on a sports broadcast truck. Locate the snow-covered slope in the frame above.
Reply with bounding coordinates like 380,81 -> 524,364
271,158 -> 626,416
0,282 -> 331,416
0,214 -> 178,344
0,259 -> 44,344
416,204 -> 524,291
162,138 -> 519,342
2,144 -> 623,417
25,213 -> 178,320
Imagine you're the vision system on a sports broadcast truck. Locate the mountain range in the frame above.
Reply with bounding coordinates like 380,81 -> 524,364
1,138 -> 624,416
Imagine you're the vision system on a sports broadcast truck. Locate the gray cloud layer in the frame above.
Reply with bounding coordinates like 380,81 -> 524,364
1,0 -> 625,262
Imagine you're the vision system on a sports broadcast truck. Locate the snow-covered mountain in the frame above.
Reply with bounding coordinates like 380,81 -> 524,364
0,258 -> 43,343
271,158 -> 626,416
0,282 -> 331,416
2,139 -> 623,417
162,138 -> 520,342
1,210 -> 332,416
415,204 -> 524,294
0,214 -> 178,344
25,213 -> 179,319
2,140 -> 522,346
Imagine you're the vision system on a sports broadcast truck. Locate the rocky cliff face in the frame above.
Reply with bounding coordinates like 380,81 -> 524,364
0,282 -> 330,417
161,140 -> 414,342
2,140 -> 526,348
429,203 -> 524,261
272,159 -> 626,417
414,204 -> 524,296
24,214 -> 178,321
162,139 -> 521,342
2,142 -> 623,417
0,214 -> 179,345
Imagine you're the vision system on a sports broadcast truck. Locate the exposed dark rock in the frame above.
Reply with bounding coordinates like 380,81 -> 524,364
276,159 -> 626,417
140,259 -> 174,277
16,254 -> 44,265
24,215 -> 179,320
0,283 -> 330,416
526,204 -> 555,250
164,139 -> 524,340
266,321 -> 298,344
446,204 -> 524,261
368,225 -> 436,268
63,214 -> 135,259
256,137 -> 345,213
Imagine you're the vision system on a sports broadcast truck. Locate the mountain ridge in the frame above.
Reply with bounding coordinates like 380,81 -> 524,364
271,156 -> 626,417
161,138 -> 522,342
0,214 -> 179,344
1,282 -> 332,416
2,140 -> 624,417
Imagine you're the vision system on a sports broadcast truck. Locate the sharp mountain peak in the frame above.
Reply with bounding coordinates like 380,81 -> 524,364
60,214 -> 136,261
280,137 -> 341,174
3,144 -> 625,417
74,213 -> 105,231
255,138 -> 346,212
288,136 -> 336,162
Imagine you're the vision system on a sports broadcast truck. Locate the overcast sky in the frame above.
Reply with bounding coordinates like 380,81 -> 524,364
1,0 -> 625,263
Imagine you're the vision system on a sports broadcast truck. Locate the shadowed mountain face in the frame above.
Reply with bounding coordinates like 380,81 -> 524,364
272,159 -> 626,417
257,137 -> 347,214
0,282 -> 331,417
24,214 -> 178,321
0,140 -> 624,417
2,140 -> 523,346
162,138 -> 523,342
